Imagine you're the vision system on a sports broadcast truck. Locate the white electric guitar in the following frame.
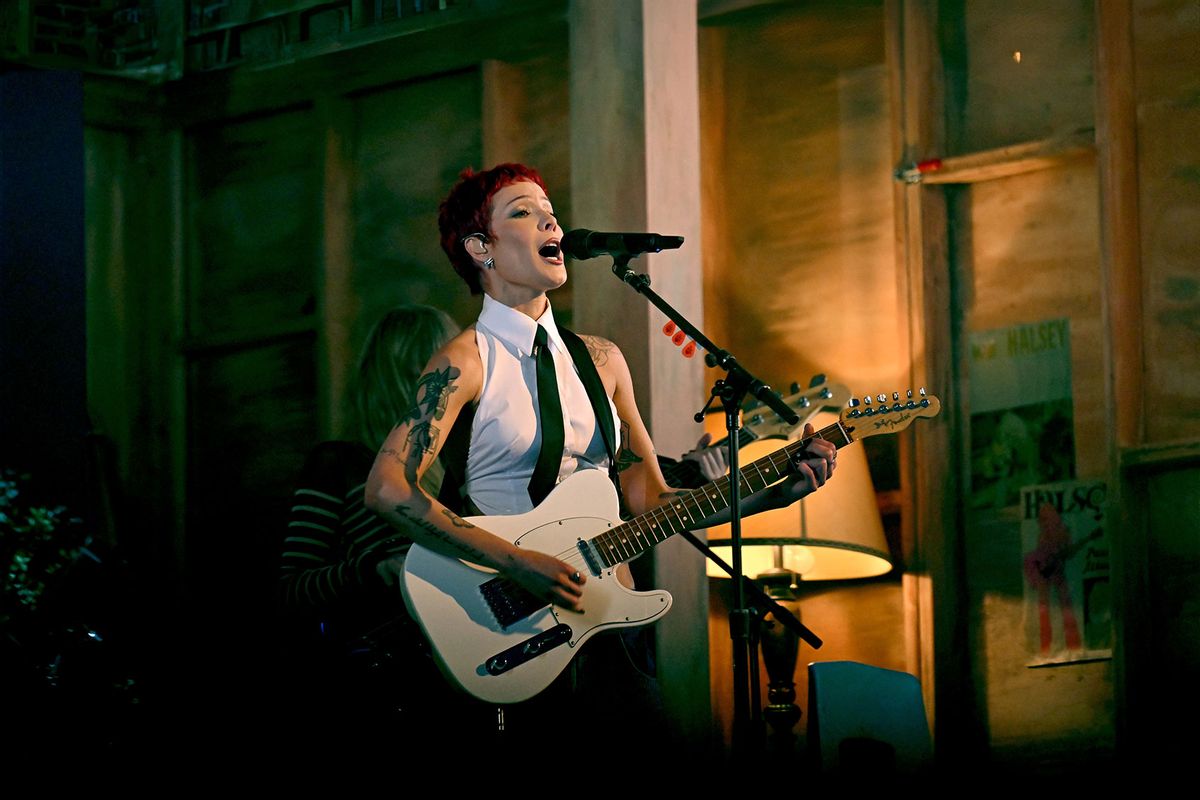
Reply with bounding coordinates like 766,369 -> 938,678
401,390 -> 941,704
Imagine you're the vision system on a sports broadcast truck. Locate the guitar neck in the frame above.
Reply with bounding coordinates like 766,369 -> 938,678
589,421 -> 855,568
659,427 -> 759,488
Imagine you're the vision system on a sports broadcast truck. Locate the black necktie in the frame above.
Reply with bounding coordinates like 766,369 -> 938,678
528,325 -> 564,506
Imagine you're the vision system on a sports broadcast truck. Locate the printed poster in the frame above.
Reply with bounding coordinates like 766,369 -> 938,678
969,319 -> 1075,510
1021,479 -> 1112,666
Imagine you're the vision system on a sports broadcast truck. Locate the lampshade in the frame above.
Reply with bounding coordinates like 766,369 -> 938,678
704,408 -> 893,581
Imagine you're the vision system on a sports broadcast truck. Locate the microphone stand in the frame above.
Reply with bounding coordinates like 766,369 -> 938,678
606,253 -> 823,760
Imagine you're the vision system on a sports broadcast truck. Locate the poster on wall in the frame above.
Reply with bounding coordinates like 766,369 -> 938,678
1021,479 -> 1112,666
968,319 -> 1075,510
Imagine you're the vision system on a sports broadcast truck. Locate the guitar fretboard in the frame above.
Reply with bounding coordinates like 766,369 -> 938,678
589,421 -> 854,568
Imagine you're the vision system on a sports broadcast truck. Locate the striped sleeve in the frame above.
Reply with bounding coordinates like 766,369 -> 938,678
279,442 -> 411,614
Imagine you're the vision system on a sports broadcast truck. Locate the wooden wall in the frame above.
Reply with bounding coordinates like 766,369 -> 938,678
1121,0 -> 1200,763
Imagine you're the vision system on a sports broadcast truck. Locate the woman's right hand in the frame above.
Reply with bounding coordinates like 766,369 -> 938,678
503,549 -> 586,611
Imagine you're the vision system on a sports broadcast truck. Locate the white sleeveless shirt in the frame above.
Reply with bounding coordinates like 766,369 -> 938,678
464,294 -> 619,516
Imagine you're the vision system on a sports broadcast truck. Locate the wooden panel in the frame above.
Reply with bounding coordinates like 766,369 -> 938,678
188,337 -> 317,504
187,336 -> 318,613
960,159 -> 1115,760
480,48 -> 573,321
187,107 -> 321,338
348,70 -> 483,347
966,162 -> 1107,478
944,0 -> 1095,154
85,120 -> 186,585
1145,465 -> 1200,760
706,0 -> 905,397
1133,0 -> 1200,443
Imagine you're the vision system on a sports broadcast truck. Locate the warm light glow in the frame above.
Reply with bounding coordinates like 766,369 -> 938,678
705,408 -> 892,581
1013,51 -> 1022,64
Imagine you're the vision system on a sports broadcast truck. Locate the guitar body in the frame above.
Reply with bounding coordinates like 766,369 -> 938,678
401,469 -> 673,704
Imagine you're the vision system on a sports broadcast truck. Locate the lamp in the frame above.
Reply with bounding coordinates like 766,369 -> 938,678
704,408 -> 893,583
705,387 -> 894,748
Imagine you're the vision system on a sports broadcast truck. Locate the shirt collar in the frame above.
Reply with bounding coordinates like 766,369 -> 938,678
478,293 -> 566,358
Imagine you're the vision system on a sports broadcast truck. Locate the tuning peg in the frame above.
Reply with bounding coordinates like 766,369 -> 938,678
893,391 -> 900,402
849,397 -> 860,408
907,389 -> 914,399
877,394 -> 887,403
790,382 -> 801,394
799,397 -> 811,408
820,387 -> 833,399
919,387 -> 927,397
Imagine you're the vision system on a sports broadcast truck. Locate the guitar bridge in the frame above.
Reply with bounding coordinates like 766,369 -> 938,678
484,624 -> 573,676
480,577 -> 546,629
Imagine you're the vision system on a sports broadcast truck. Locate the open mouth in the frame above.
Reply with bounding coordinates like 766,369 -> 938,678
538,241 -> 562,260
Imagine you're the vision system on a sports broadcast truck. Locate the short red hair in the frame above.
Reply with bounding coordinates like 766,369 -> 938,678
438,163 -> 548,295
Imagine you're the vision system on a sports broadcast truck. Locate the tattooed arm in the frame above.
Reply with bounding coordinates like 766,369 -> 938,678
364,330 -> 586,611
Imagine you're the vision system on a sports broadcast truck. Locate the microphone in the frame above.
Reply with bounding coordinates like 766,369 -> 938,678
561,228 -> 685,260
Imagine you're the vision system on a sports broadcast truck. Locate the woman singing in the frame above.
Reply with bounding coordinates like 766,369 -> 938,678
365,163 -> 836,748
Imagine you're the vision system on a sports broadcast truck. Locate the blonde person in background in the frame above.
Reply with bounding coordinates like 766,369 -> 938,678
276,304 -> 459,760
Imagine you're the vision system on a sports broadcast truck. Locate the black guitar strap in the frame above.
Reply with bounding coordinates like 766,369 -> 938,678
436,403 -> 475,516
557,326 -> 625,504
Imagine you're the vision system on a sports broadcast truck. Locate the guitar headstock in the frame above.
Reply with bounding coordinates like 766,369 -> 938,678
743,379 -> 851,440
839,388 -> 941,440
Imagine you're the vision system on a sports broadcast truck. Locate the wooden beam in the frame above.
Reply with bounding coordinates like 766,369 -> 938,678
1094,0 -> 1149,766
318,96 -> 355,441
1120,440 -> 1200,472
888,0 -> 981,764
569,0 -> 710,752
912,128 -> 1096,185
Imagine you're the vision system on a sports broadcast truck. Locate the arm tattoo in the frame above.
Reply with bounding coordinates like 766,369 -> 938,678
399,365 -> 461,426
386,363 -> 460,482
616,419 -> 644,472
441,509 -> 475,529
394,504 -> 488,563
580,335 -> 614,367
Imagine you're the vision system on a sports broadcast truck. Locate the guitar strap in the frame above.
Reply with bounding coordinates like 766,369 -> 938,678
436,326 -> 624,515
436,404 -> 476,515
557,326 -> 624,505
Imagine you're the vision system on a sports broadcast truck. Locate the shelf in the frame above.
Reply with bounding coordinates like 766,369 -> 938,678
1120,439 -> 1200,473
897,128 -> 1096,185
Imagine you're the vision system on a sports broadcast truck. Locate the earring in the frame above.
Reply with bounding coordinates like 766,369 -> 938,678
484,257 -> 495,270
